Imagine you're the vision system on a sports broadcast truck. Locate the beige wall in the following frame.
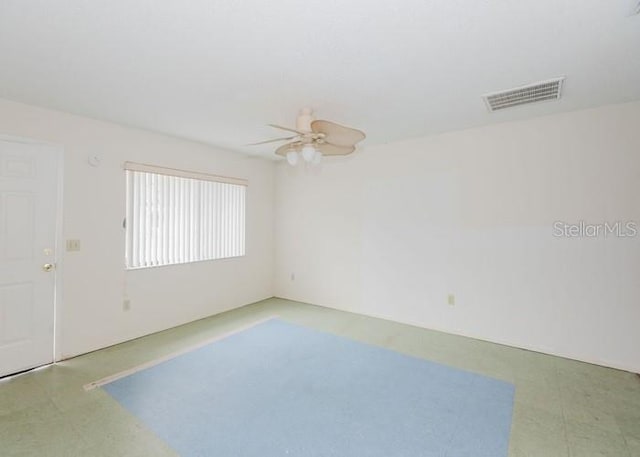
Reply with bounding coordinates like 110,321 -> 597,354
3,95 -> 639,372
275,101 -> 640,372
0,98 -> 275,358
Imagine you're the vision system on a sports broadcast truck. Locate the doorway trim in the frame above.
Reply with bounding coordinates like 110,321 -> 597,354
0,133 -> 64,364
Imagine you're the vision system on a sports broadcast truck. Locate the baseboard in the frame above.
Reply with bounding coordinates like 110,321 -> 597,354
273,295 -> 639,374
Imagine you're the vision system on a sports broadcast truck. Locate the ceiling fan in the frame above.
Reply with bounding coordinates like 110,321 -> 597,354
250,108 -> 366,165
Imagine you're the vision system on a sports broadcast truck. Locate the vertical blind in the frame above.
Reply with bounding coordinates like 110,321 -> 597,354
124,163 -> 247,269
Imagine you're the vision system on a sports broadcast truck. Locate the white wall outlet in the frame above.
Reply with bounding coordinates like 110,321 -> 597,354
123,299 -> 131,311
448,294 -> 455,306
88,155 -> 101,167
66,239 -> 81,252
290,273 -> 295,281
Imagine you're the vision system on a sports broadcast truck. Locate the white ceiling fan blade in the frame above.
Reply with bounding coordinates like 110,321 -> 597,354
275,141 -> 303,157
246,136 -> 297,146
268,124 -> 306,135
316,143 -> 355,156
311,120 -> 365,147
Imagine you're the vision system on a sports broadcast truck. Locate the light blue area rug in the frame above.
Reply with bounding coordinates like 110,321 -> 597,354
104,319 -> 514,457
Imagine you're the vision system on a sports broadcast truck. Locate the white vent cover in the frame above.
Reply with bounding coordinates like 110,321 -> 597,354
483,77 -> 565,112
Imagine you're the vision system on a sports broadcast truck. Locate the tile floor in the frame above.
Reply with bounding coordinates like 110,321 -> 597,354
1,298 -> 639,456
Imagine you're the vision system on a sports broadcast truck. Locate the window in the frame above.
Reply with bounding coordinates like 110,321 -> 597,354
124,162 -> 246,269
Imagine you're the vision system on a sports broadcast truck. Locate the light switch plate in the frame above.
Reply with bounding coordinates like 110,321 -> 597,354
66,239 -> 81,252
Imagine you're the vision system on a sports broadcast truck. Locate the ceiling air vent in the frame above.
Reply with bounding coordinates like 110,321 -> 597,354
483,77 -> 565,112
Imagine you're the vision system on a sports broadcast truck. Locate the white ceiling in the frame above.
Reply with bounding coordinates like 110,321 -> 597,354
0,1 -> 639,159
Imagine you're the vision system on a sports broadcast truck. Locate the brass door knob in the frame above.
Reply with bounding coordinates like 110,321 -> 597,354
42,263 -> 55,272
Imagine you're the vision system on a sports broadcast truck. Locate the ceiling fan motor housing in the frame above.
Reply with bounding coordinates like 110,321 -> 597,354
296,107 -> 315,132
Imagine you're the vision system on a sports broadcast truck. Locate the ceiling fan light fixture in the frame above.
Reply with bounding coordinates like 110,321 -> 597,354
301,144 -> 316,162
286,150 -> 299,166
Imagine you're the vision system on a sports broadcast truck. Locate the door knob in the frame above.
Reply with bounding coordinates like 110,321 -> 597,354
42,263 -> 55,272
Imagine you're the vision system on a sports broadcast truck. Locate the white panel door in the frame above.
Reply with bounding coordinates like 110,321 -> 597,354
0,139 -> 59,377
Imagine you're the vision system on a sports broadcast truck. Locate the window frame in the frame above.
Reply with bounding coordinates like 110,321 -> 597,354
124,162 -> 247,270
